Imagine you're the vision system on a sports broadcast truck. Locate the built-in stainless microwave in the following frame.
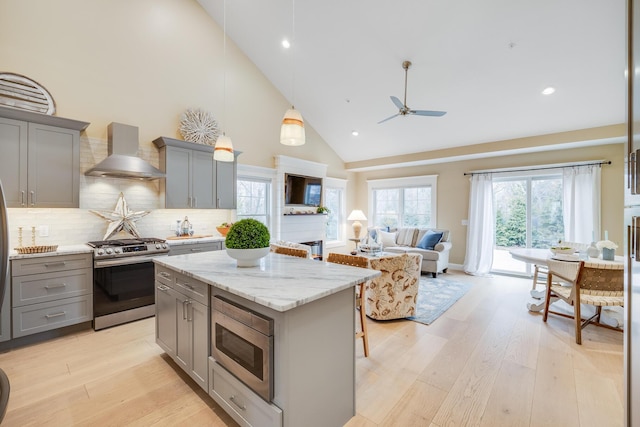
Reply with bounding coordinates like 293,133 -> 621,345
211,296 -> 274,402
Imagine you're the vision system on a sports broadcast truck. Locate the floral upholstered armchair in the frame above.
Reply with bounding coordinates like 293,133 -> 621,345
365,253 -> 423,320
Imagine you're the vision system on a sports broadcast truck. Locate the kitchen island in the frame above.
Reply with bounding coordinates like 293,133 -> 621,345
153,250 -> 380,427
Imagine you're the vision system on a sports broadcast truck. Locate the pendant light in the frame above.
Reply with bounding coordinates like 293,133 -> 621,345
214,0 -> 235,162
280,0 -> 305,146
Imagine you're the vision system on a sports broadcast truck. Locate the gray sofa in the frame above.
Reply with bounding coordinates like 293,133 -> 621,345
378,227 -> 451,277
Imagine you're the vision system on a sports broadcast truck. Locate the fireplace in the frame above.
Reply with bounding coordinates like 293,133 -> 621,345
300,240 -> 323,261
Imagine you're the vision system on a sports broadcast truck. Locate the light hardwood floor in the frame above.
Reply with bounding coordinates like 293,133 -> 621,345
0,271 -> 624,426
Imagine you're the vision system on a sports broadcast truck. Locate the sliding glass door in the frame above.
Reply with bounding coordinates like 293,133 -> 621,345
492,174 -> 563,275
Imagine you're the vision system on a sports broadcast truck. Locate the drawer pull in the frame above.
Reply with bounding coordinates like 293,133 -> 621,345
190,248 -> 203,252
45,311 -> 67,319
178,281 -> 194,290
156,285 -> 170,292
44,283 -> 67,290
229,395 -> 246,411
44,261 -> 67,268
158,271 -> 171,279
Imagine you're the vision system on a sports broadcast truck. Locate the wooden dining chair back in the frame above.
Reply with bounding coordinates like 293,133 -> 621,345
326,252 -> 370,357
270,245 -> 309,259
542,259 -> 624,344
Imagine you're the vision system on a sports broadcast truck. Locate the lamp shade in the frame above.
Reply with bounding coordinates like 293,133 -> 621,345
214,134 -> 234,162
280,107 -> 305,146
347,210 -> 367,221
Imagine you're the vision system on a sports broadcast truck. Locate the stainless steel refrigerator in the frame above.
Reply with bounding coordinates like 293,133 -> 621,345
627,2 -> 640,425
0,179 -> 10,342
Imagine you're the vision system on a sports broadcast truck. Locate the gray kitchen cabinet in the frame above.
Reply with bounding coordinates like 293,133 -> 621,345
155,265 -> 209,391
168,240 -> 222,256
0,107 -> 89,208
216,155 -> 237,209
11,253 -> 93,337
153,137 -> 239,209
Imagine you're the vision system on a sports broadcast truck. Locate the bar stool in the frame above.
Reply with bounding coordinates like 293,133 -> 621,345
326,253 -> 370,357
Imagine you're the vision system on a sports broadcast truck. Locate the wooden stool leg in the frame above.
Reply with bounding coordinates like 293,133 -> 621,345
356,282 -> 369,357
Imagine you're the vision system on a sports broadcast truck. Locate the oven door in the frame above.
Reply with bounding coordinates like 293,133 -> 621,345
212,310 -> 274,402
93,256 -> 159,330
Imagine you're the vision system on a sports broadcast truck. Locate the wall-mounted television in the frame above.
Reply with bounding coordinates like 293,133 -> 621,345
285,173 -> 322,206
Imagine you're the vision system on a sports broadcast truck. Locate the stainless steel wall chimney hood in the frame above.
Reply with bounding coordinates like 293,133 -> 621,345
85,123 -> 165,179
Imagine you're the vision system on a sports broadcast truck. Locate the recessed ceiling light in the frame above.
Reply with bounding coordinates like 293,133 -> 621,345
542,87 -> 556,95
351,130 -> 359,136
282,39 -> 290,49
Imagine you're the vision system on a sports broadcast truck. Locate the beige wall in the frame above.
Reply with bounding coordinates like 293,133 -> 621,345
353,143 -> 624,266
0,0 -> 346,176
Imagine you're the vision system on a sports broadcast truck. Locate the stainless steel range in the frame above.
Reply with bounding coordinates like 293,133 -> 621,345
88,238 -> 169,330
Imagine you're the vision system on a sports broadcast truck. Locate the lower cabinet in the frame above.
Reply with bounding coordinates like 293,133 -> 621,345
209,358 -> 282,427
155,266 -> 209,391
11,253 -> 93,338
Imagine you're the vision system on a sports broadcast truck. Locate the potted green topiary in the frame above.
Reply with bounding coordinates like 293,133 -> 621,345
225,218 -> 271,267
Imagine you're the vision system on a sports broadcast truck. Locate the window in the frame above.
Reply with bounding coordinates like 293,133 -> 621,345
237,177 -> 271,226
323,177 -> 347,246
368,175 -> 437,229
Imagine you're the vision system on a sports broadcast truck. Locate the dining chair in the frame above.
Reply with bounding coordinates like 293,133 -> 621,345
270,245 -> 309,259
366,253 -> 422,320
326,253 -> 370,357
542,259 -> 624,344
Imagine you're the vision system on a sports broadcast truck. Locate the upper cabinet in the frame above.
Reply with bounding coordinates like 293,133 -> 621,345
0,106 -> 89,208
153,137 -> 239,209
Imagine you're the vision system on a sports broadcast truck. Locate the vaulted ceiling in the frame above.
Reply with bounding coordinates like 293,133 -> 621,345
197,0 -> 626,164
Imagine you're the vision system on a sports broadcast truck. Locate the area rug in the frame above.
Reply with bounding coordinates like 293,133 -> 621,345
407,276 -> 472,325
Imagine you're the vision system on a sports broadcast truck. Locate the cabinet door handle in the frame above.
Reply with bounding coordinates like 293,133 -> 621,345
45,311 -> 67,319
187,300 -> 193,322
229,395 -> 246,411
156,284 -> 170,292
30,190 -> 35,206
158,271 -> 171,279
21,190 -> 25,207
189,248 -> 203,252
188,196 -> 192,208
44,283 -> 67,290
44,261 -> 66,268
182,299 -> 188,320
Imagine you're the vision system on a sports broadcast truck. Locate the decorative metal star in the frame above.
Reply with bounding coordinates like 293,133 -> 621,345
90,192 -> 150,240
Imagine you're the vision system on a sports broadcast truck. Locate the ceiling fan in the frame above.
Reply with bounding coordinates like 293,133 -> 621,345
378,60 -> 446,124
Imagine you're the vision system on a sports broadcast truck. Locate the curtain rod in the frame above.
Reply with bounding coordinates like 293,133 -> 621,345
463,160 -> 611,176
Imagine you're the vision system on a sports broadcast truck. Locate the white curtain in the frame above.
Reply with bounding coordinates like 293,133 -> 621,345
463,173 -> 494,276
563,165 -> 601,244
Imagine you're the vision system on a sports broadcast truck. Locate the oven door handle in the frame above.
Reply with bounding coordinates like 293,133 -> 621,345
94,255 -> 167,268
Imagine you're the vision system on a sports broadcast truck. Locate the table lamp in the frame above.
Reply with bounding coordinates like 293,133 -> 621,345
347,210 -> 367,239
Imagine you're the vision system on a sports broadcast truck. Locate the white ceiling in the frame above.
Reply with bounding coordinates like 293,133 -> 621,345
197,0 -> 626,164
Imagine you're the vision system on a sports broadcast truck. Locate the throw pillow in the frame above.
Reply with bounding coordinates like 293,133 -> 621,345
379,230 -> 397,247
416,230 -> 443,250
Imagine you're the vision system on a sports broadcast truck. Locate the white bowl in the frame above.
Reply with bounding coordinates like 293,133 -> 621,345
226,247 -> 270,267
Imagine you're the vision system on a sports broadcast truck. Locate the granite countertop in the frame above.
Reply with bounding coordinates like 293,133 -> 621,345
153,250 -> 380,312
165,235 -> 225,246
10,244 -> 93,260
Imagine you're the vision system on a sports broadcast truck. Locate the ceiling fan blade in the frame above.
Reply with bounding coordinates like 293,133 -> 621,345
390,96 -> 404,109
377,113 -> 400,124
411,109 -> 447,117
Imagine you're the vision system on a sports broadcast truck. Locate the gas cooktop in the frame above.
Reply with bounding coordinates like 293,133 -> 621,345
87,237 -> 169,259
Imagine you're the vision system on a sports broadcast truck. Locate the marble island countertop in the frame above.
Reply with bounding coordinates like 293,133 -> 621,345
153,250 -> 381,312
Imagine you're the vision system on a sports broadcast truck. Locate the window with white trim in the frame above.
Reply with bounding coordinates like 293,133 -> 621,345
368,175 -> 437,229
237,175 -> 272,227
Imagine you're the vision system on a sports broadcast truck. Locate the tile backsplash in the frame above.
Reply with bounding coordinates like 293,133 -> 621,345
6,134 -> 233,248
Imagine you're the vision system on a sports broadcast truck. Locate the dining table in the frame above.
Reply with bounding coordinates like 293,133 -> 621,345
509,247 -> 624,326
